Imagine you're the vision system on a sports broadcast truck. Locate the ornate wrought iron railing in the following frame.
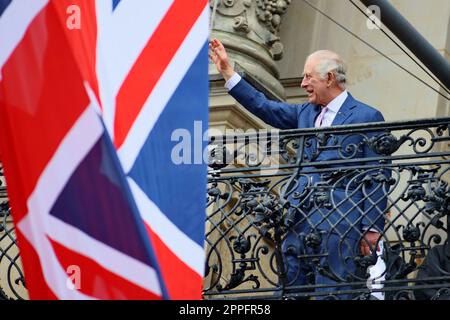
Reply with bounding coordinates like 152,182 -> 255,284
1,118 -> 450,300
204,117 -> 450,300
0,164 -> 27,300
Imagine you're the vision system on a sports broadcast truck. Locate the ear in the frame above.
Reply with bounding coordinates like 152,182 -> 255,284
327,72 -> 335,87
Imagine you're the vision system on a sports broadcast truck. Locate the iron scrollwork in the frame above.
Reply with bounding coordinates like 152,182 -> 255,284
205,118 -> 450,299
2,119 -> 450,300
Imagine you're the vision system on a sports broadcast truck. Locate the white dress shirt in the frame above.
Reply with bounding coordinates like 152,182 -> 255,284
224,72 -> 242,91
318,90 -> 348,127
225,73 -> 348,127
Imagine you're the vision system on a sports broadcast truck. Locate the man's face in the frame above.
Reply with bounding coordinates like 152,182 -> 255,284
301,58 -> 329,106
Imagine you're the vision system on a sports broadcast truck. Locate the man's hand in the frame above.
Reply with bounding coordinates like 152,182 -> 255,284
360,231 -> 381,256
209,38 -> 235,81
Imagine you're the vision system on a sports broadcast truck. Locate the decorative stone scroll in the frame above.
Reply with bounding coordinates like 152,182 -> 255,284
210,0 -> 292,98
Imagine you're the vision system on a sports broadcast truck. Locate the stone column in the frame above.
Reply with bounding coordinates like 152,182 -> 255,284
210,0 -> 292,99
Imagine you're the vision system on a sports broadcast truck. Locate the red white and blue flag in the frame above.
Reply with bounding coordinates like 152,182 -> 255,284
0,0 -> 208,299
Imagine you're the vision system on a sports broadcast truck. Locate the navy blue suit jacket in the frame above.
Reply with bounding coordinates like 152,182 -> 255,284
229,78 -> 387,234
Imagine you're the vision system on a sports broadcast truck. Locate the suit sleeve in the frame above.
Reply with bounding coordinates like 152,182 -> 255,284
361,110 -> 390,232
228,78 -> 298,129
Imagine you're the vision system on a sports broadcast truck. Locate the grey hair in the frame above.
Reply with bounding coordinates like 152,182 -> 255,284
307,50 -> 347,90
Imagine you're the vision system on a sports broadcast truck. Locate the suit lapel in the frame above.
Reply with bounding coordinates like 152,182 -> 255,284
308,104 -> 322,128
303,93 -> 357,161
300,104 -> 321,161
331,93 -> 356,126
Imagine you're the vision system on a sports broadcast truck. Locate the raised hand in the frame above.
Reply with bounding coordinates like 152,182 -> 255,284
209,38 -> 235,81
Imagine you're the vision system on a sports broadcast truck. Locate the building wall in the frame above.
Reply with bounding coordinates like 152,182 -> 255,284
276,0 -> 450,121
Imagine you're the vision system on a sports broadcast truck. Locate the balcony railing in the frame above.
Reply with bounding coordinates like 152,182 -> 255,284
1,117 -> 450,300
0,165 -> 26,300
204,117 -> 450,300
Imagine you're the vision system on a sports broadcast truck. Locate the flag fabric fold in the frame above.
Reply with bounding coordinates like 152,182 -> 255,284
0,0 -> 208,300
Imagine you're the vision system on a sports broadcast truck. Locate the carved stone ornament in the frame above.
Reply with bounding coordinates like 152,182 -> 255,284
210,0 -> 292,98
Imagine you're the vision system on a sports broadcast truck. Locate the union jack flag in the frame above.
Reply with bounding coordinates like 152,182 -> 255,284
0,0 -> 208,299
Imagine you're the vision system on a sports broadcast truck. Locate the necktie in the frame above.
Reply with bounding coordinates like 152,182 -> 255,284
315,106 -> 328,128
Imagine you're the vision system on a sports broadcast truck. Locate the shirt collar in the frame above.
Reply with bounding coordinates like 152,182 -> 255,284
325,90 -> 348,113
